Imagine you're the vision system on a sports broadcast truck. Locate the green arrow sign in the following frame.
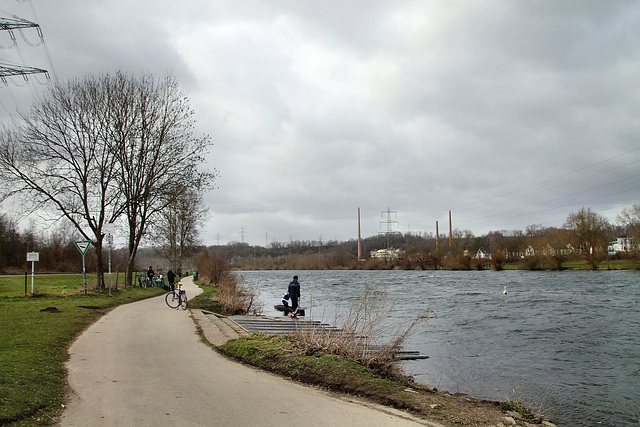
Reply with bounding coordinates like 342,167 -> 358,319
74,240 -> 92,256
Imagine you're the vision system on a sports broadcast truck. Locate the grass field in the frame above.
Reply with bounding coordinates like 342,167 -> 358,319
0,275 -> 165,426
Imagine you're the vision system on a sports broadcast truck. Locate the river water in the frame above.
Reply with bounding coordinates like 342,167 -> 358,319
238,269 -> 640,426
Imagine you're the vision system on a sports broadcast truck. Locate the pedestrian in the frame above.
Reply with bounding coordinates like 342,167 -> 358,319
146,266 -> 155,287
167,269 -> 176,290
287,275 -> 300,317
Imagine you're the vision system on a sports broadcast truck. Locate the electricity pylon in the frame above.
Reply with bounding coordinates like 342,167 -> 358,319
0,15 -> 48,79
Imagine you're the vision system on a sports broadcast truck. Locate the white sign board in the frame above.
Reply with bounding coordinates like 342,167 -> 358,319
104,223 -> 115,236
74,241 -> 92,256
26,252 -> 39,262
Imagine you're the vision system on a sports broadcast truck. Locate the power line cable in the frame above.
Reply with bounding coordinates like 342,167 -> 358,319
427,128 -> 640,219
456,160 -> 640,227
463,174 -> 640,228
448,142 -> 640,217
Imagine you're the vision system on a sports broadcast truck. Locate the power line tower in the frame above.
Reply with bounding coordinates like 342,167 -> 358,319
0,15 -> 49,81
379,207 -> 401,248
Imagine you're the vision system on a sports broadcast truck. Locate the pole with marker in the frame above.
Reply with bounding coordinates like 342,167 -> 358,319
74,241 -> 92,295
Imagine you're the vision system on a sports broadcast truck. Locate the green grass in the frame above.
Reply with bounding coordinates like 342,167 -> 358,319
188,281 -> 224,313
0,275 -> 165,426
0,274 -> 102,297
219,334 -> 417,409
500,259 -> 640,271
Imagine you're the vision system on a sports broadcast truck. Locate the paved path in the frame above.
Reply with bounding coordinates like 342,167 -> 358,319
59,277 -> 434,426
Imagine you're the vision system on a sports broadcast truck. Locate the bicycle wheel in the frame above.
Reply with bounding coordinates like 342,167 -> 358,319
180,294 -> 188,310
165,291 -> 180,308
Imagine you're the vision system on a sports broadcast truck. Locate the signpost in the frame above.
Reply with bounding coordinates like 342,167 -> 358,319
74,241 -> 91,295
26,252 -> 39,294
104,223 -> 115,296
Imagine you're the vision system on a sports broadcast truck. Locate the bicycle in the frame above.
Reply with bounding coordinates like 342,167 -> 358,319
136,273 -> 147,288
165,282 -> 188,310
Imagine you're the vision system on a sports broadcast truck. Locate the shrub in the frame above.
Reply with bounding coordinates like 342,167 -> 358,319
293,288 -> 428,375
491,248 -> 506,271
217,274 -> 261,315
197,252 -> 232,285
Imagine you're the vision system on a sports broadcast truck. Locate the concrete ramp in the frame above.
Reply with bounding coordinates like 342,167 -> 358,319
229,315 -> 336,335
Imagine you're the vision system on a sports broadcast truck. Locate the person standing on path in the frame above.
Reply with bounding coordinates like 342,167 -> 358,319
167,269 -> 176,290
288,275 -> 301,317
146,266 -> 155,287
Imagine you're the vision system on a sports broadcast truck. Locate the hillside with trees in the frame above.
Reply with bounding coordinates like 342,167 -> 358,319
1,203 -> 639,276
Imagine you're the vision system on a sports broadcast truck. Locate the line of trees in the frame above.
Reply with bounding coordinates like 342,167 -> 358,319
0,202 -> 637,275
207,204 -> 640,271
0,71 -> 214,285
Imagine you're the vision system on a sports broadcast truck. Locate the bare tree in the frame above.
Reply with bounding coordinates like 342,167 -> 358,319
616,202 -> 640,238
0,74 -> 124,288
107,72 -> 214,286
565,207 -> 610,270
151,185 -> 208,272
0,71 -> 214,288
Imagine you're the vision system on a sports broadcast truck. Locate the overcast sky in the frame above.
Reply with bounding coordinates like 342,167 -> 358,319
1,0 -> 639,246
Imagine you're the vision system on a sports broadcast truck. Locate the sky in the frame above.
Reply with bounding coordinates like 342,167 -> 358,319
1,0 -> 639,247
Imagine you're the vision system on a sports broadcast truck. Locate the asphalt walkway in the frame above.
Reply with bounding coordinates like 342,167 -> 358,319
59,276 -> 434,426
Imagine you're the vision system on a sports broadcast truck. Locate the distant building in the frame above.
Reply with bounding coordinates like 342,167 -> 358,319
608,237 -> 638,255
370,248 -> 404,261
523,243 -> 575,258
473,249 -> 491,259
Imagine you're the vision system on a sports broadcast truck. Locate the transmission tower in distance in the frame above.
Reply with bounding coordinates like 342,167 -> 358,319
379,207 -> 401,248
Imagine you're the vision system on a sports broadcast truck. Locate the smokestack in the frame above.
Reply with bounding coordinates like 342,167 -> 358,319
435,220 -> 439,251
357,207 -> 362,260
449,210 -> 453,248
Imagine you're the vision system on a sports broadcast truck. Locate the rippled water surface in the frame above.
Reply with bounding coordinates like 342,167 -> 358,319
239,269 -> 640,426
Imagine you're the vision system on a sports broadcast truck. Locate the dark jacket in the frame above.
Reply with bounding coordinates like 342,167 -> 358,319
287,280 -> 300,299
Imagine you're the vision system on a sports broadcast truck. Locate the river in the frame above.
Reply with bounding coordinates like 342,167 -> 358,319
237,269 -> 639,426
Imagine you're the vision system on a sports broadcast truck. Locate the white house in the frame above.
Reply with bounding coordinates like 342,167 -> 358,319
473,249 -> 491,259
370,248 -> 404,261
608,237 -> 638,255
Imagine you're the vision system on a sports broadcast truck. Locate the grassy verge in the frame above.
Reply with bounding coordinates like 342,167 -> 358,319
219,334 -> 549,426
219,334 -> 419,409
0,275 -> 165,426
563,259 -> 640,270
188,280 -> 225,313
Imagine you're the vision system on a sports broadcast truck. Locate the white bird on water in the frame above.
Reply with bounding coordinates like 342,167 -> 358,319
503,285 -> 508,295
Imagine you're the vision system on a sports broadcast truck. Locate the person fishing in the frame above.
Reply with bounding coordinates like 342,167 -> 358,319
287,275 -> 301,318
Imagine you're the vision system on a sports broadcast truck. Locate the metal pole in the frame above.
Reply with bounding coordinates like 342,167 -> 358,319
108,235 -> 112,296
82,254 -> 87,295
31,261 -> 34,294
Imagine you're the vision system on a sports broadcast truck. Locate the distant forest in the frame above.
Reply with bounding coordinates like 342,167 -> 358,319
206,225 -> 636,271
2,205 -> 639,275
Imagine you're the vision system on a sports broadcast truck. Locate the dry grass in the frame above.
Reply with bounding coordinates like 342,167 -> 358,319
217,274 -> 262,315
293,288 -> 428,374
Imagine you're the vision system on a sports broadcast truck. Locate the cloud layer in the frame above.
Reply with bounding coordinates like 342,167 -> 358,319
2,0 -> 639,245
